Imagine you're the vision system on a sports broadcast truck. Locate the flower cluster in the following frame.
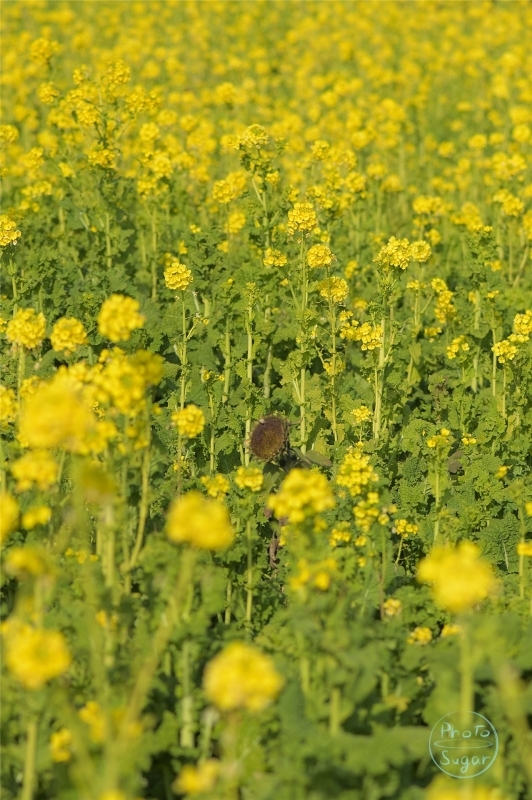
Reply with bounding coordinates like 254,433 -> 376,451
351,405 -> 372,424
50,316 -> 88,355
200,473 -> 230,499
235,466 -> 264,492
417,541 -> 498,613
289,557 -> 338,591
373,236 -> 412,271
287,202 -> 317,236
2,620 -> 71,690
431,279 -> 456,323
426,427 -> 452,449
336,444 -> 379,497
171,404 -> 205,438
0,214 -> 21,246
97,294 -> 145,342
307,244 -> 335,269
317,276 -> 349,304
164,259 -> 193,291
446,336 -> 470,360
6,308 -> 46,349
267,469 -> 335,524
166,491 -> 234,550
11,450 -> 58,492
263,247 -> 287,268
203,642 -> 283,711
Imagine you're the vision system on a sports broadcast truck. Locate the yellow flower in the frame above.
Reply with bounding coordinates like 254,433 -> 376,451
307,244 -> 335,269
517,542 -> 532,557
267,468 -> 335,524
351,405 -> 372,424
50,317 -> 88,354
0,492 -> 20,544
164,259 -> 193,291
11,450 -> 58,492
287,202 -> 317,236
50,728 -> 72,762
263,248 -> 288,268
373,236 -> 412,271
235,466 -> 264,492
417,542 -> 498,613
336,444 -> 378,497
409,240 -> 431,262
407,626 -> 433,645
200,473 -> 230,499
172,760 -> 220,796
203,642 -> 283,712
441,624 -> 462,637
171,405 -> 205,438
383,598 -> 402,617
97,294 -> 145,342
166,491 -> 234,550
0,386 -> 17,425
6,308 -> 46,349
317,276 -> 348,303
2,622 -> 71,689
393,519 -> 418,538
0,214 -> 21,247
79,701 -> 107,743
22,505 -> 52,530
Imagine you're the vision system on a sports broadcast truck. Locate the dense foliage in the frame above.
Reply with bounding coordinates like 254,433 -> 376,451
1,3 -> 532,800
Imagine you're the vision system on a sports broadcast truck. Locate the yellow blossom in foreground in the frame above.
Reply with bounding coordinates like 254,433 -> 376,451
407,626 -> 433,645
267,468 -> 335,524
441,624 -> 462,637
22,505 -> 52,530
171,404 -> 205,438
426,777 -> 505,800
525,502 -> 532,517
50,317 -> 88,354
0,386 -> 17,425
203,642 -> 283,712
4,546 -> 53,579
3,622 -> 71,689
97,294 -> 145,342
50,728 -> 72,762
417,541 -> 498,613
172,760 -> 221,796
166,491 -> 234,550
164,259 -> 193,291
235,466 -> 264,492
6,308 -> 46,349
517,542 -> 532,557
0,492 -> 19,543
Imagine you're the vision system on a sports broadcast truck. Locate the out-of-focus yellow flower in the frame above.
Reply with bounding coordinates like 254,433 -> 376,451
22,505 -> 52,530
50,317 -> 88,354
383,598 -> 402,617
267,468 -> 335,524
0,492 -> 19,544
417,542 -> 498,613
171,405 -> 205,438
50,728 -> 72,762
6,308 -> 46,349
2,621 -> 70,689
0,386 -> 17,425
172,760 -> 221,796
97,294 -> 145,342
407,626 -> 433,645
166,492 -> 234,550
203,642 -> 283,711
200,473 -> 230,499
235,466 -> 263,492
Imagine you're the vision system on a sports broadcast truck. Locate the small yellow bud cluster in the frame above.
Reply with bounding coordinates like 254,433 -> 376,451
493,189 -> 524,217
200,474 -> 230,499
287,202 -> 317,236
263,248 -> 287,268
38,82 -> 60,104
339,318 -> 381,351
353,492 -> 389,532
237,124 -> 270,149
235,466 -> 264,492
426,428 -> 451,449
164,259 -> 193,291
50,317 -> 88,355
351,405 -> 372,424
329,525 -> 351,547
383,598 -> 402,617
171,404 -> 205,438
492,339 -> 518,364
393,519 -> 419,538
446,335 -> 470,360
462,433 -> 477,446
407,626 -> 433,645
0,214 -> 21,247
424,326 -> 442,341
6,308 -> 46,349
97,294 -> 145,342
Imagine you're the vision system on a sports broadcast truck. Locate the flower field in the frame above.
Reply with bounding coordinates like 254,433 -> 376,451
2,2 -> 532,799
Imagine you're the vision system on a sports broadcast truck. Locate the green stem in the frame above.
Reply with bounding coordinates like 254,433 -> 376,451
245,302 -> 254,467
180,641 -> 194,748
245,519 -> 253,624
459,621 -> 473,724
180,296 -> 187,409
21,717 -> 38,800
151,208 -> 158,301
104,211 -> 112,273
329,687 -> 341,736
17,346 -> 26,407
126,439 -> 151,575
222,318 -> 231,404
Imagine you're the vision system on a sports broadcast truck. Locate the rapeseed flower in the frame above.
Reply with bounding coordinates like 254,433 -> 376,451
166,491 -> 234,550
417,541 -> 498,613
97,294 -> 145,342
2,621 -> 71,689
171,405 -> 205,438
267,469 -> 335,524
203,642 -> 283,711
